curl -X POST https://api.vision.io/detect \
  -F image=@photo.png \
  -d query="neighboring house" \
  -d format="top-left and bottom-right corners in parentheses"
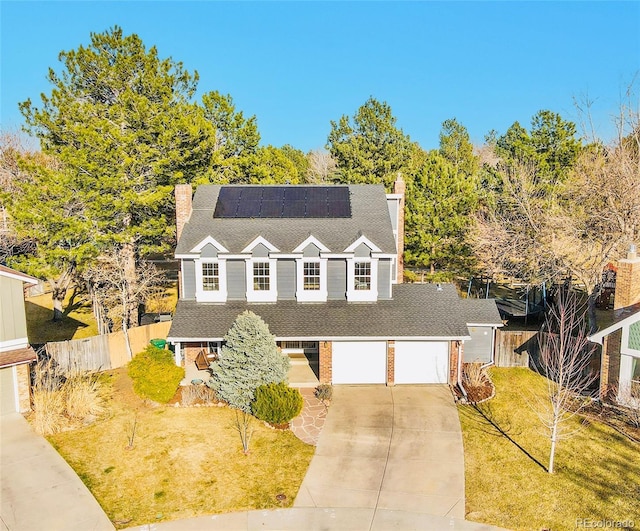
top-left (0, 265), bottom-right (38, 415)
top-left (589, 247), bottom-right (640, 405)
top-left (167, 179), bottom-right (503, 386)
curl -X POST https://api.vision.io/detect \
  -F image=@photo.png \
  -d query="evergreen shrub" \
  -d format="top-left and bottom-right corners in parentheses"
top-left (208, 311), bottom-right (289, 412)
top-left (252, 382), bottom-right (303, 425)
top-left (128, 345), bottom-right (184, 403)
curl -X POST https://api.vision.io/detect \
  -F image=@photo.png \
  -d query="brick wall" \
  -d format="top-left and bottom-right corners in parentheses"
top-left (600, 330), bottom-right (622, 400)
top-left (449, 341), bottom-right (461, 386)
top-left (16, 363), bottom-right (31, 412)
top-left (387, 340), bottom-right (395, 386)
top-left (182, 342), bottom-right (205, 367)
top-left (319, 341), bottom-right (332, 384)
top-left (614, 253), bottom-right (640, 310)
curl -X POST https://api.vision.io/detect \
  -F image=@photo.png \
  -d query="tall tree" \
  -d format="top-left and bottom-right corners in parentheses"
top-left (327, 97), bottom-right (413, 190)
top-left (405, 151), bottom-right (479, 274)
top-left (1, 149), bottom-right (94, 320)
top-left (439, 118), bottom-right (478, 179)
top-left (19, 27), bottom-right (216, 327)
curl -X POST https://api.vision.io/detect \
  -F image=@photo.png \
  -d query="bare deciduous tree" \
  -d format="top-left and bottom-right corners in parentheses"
top-left (306, 149), bottom-right (337, 183)
top-left (530, 290), bottom-right (598, 473)
top-left (84, 250), bottom-right (163, 359)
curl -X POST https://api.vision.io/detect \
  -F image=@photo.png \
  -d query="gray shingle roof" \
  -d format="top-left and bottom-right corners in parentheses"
top-left (168, 284), bottom-right (502, 341)
top-left (176, 184), bottom-right (397, 255)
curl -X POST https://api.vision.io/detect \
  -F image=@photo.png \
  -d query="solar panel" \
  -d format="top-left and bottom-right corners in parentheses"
top-left (284, 188), bottom-right (306, 201)
top-left (262, 187), bottom-right (286, 201)
top-left (214, 186), bottom-right (351, 218)
top-left (282, 200), bottom-right (306, 217)
top-left (259, 200), bottom-right (283, 218)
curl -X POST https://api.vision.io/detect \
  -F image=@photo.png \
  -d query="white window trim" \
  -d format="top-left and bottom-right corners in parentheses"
top-left (296, 258), bottom-right (328, 302)
top-left (246, 258), bottom-right (278, 302)
top-left (344, 235), bottom-right (382, 253)
top-left (0, 337), bottom-right (29, 353)
top-left (293, 236), bottom-right (330, 253)
top-left (347, 258), bottom-right (378, 301)
top-left (189, 236), bottom-right (229, 254)
top-left (241, 236), bottom-right (280, 254)
top-left (194, 258), bottom-right (227, 302)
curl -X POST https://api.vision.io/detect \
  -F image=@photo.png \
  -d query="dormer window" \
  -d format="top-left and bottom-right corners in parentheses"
top-left (195, 258), bottom-right (227, 302)
top-left (354, 261), bottom-right (371, 290)
top-left (202, 263), bottom-right (220, 291)
top-left (296, 258), bottom-right (328, 302)
top-left (304, 262), bottom-right (321, 290)
top-left (253, 261), bottom-right (270, 291)
top-left (246, 258), bottom-right (278, 302)
top-left (346, 257), bottom-right (378, 302)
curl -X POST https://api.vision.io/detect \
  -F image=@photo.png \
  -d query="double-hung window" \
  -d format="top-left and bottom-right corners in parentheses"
top-left (347, 258), bottom-right (378, 301)
top-left (303, 262), bottom-right (321, 290)
top-left (246, 258), bottom-right (277, 301)
top-left (194, 259), bottom-right (227, 302)
top-left (253, 261), bottom-right (270, 290)
top-left (202, 263), bottom-right (219, 291)
top-left (354, 261), bottom-right (371, 290)
top-left (296, 258), bottom-right (327, 302)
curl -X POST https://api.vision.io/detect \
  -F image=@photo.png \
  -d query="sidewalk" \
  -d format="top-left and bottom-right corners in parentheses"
top-left (0, 413), bottom-right (114, 531)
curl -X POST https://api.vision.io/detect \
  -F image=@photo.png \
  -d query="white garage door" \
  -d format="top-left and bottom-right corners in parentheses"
top-left (395, 341), bottom-right (449, 384)
top-left (332, 341), bottom-right (387, 384)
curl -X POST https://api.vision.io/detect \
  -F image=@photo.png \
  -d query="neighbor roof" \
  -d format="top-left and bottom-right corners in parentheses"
top-left (0, 265), bottom-right (38, 285)
top-left (168, 284), bottom-right (502, 342)
top-left (175, 184), bottom-right (397, 255)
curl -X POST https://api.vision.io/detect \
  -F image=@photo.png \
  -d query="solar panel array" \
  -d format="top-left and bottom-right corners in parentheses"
top-left (213, 186), bottom-right (352, 218)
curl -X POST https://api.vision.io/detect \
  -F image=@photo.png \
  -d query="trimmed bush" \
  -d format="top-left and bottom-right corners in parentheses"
top-left (128, 345), bottom-right (184, 403)
top-left (251, 382), bottom-right (303, 425)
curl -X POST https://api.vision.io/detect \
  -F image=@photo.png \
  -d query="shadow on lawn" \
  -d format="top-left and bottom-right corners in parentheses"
top-left (460, 401), bottom-right (548, 472)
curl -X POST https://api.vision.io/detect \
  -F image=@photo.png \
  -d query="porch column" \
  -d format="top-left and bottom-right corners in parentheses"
top-left (319, 341), bottom-right (332, 384)
top-left (387, 340), bottom-right (395, 386)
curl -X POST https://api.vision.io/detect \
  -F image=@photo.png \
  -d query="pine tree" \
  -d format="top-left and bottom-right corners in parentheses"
top-left (208, 311), bottom-right (289, 412)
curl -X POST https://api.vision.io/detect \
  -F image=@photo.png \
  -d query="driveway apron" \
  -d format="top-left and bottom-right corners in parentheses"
top-left (0, 413), bottom-right (114, 531)
top-left (294, 385), bottom-right (465, 519)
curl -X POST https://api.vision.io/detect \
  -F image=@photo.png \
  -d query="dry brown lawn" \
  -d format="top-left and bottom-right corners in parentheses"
top-left (47, 369), bottom-right (314, 528)
top-left (459, 367), bottom-right (640, 530)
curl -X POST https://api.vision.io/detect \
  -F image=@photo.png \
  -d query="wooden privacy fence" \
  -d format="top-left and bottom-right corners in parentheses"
top-left (46, 321), bottom-right (172, 374)
top-left (494, 329), bottom-right (538, 367)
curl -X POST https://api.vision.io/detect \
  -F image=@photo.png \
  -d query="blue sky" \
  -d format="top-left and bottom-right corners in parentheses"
top-left (1, 1), bottom-right (638, 152)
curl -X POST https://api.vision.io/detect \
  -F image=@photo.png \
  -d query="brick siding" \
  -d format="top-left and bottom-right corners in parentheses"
top-left (387, 340), bottom-right (395, 386)
top-left (319, 341), bottom-right (332, 384)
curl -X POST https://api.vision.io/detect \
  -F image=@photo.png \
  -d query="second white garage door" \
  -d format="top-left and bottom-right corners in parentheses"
top-left (332, 341), bottom-right (387, 384)
top-left (394, 341), bottom-right (449, 384)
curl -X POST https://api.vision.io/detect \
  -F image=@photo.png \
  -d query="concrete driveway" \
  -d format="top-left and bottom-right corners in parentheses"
top-left (0, 413), bottom-right (114, 531)
top-left (294, 385), bottom-right (465, 518)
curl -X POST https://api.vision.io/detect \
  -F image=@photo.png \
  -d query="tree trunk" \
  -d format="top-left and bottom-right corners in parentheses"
top-left (587, 289), bottom-right (598, 335)
top-left (549, 417), bottom-right (558, 474)
top-left (121, 242), bottom-right (139, 328)
top-left (49, 271), bottom-right (73, 322)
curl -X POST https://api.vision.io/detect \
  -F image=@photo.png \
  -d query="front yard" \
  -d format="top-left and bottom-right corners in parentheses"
top-left (459, 367), bottom-right (640, 530)
top-left (45, 368), bottom-right (314, 528)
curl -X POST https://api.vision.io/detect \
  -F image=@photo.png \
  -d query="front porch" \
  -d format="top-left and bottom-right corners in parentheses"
top-left (178, 340), bottom-right (319, 388)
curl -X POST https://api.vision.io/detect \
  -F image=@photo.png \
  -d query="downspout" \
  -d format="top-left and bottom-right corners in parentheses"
top-left (457, 341), bottom-right (468, 400)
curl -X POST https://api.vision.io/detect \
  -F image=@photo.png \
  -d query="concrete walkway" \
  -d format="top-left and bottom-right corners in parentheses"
top-left (294, 385), bottom-right (466, 518)
top-left (0, 413), bottom-right (114, 531)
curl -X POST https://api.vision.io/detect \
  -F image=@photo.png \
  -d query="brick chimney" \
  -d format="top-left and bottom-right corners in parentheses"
top-left (393, 174), bottom-right (405, 283)
top-left (175, 184), bottom-right (193, 242)
top-left (614, 244), bottom-right (640, 310)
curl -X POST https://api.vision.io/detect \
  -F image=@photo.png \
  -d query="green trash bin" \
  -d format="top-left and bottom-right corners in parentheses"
top-left (150, 338), bottom-right (166, 349)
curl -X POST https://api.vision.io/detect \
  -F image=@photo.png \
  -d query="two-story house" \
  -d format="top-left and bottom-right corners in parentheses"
top-left (0, 265), bottom-right (38, 415)
top-left (167, 179), bottom-right (502, 386)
